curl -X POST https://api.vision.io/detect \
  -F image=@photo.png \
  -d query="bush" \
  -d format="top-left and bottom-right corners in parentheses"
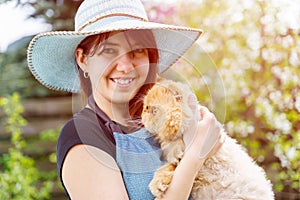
top-left (0, 93), bottom-right (57, 199)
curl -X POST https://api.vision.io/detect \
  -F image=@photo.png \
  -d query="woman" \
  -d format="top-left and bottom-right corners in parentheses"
top-left (27, 0), bottom-right (225, 199)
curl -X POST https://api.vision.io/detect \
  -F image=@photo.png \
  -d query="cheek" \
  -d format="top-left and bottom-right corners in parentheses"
top-left (140, 67), bottom-right (149, 79)
top-left (136, 55), bottom-right (149, 67)
top-left (89, 68), bottom-right (105, 86)
top-left (87, 59), bottom-right (111, 81)
top-left (136, 59), bottom-right (150, 77)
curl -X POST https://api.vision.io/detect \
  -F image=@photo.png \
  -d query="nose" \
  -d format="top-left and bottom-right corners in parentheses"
top-left (115, 52), bottom-right (135, 73)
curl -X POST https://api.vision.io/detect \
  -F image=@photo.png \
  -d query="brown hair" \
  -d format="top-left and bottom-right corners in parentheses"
top-left (76, 29), bottom-right (159, 119)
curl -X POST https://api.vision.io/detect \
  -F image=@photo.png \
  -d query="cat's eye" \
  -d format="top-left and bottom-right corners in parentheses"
top-left (152, 107), bottom-right (158, 114)
top-left (144, 105), bottom-right (158, 115)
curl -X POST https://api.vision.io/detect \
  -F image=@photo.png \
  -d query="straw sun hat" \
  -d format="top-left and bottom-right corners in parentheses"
top-left (27, 0), bottom-right (203, 93)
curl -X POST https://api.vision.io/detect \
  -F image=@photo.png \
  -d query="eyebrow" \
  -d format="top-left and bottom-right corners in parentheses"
top-left (103, 41), bottom-right (143, 49)
top-left (102, 41), bottom-right (119, 46)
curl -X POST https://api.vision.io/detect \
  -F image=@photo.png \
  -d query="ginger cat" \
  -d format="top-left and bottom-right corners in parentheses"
top-left (141, 77), bottom-right (274, 200)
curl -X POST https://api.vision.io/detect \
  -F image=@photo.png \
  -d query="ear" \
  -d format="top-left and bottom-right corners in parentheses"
top-left (75, 48), bottom-right (87, 71)
top-left (174, 94), bottom-right (183, 102)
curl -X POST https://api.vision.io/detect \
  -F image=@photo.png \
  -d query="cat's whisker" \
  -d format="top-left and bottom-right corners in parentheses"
top-left (138, 95), bottom-right (146, 102)
top-left (126, 118), bottom-right (144, 127)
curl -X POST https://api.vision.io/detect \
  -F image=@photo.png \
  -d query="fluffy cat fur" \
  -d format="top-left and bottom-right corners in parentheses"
top-left (141, 77), bottom-right (274, 200)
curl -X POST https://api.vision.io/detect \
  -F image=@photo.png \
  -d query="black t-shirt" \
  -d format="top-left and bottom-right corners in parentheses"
top-left (56, 107), bottom-right (117, 199)
top-left (56, 95), bottom-right (144, 199)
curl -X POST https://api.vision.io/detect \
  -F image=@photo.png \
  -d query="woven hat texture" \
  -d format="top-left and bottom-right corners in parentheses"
top-left (27, 0), bottom-right (203, 92)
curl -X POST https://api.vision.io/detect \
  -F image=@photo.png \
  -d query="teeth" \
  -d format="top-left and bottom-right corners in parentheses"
top-left (113, 78), bottom-right (133, 85)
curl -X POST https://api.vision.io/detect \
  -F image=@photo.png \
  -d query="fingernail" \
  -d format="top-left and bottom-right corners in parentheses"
top-left (221, 134), bottom-right (226, 143)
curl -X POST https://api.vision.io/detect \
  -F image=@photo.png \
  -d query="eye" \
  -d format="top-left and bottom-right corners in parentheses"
top-left (96, 44), bottom-right (119, 57)
top-left (144, 105), bottom-right (158, 115)
top-left (133, 48), bottom-right (146, 53)
top-left (103, 47), bottom-right (118, 55)
top-left (152, 107), bottom-right (158, 114)
top-left (132, 48), bottom-right (147, 58)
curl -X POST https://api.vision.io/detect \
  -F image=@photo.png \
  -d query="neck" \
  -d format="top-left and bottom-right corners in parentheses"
top-left (92, 94), bottom-right (132, 126)
top-left (108, 103), bottom-right (131, 125)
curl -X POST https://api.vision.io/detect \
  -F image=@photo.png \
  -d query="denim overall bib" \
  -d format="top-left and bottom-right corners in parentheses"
top-left (114, 129), bottom-right (164, 200)
top-left (88, 96), bottom-right (164, 199)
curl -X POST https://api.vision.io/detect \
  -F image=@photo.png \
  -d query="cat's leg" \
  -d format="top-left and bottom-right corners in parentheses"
top-left (149, 162), bottom-right (176, 198)
top-left (163, 139), bottom-right (185, 164)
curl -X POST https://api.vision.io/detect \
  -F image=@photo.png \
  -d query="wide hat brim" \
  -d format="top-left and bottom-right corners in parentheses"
top-left (27, 17), bottom-right (202, 93)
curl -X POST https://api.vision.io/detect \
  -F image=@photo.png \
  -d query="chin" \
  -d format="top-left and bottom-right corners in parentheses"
top-left (111, 94), bottom-right (135, 104)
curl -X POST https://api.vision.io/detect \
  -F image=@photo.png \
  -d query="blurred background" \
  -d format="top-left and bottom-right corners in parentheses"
top-left (0, 0), bottom-right (299, 199)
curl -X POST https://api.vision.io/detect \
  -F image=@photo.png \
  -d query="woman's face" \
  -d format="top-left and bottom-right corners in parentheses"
top-left (76, 31), bottom-right (150, 106)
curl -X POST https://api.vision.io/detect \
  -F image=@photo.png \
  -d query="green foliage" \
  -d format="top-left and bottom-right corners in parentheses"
top-left (39, 127), bottom-right (61, 164)
top-left (16, 0), bottom-right (82, 31)
top-left (0, 93), bottom-right (55, 200)
top-left (165, 0), bottom-right (300, 196)
top-left (0, 0), bottom-right (79, 99)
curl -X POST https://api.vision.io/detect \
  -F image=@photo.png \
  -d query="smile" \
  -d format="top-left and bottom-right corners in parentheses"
top-left (111, 78), bottom-right (134, 85)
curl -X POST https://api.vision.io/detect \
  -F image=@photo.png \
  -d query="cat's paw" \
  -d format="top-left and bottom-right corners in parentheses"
top-left (149, 164), bottom-right (175, 198)
top-left (169, 153), bottom-right (183, 164)
top-left (163, 139), bottom-right (185, 164)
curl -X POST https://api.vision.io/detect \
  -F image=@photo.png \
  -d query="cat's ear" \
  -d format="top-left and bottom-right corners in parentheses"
top-left (175, 94), bottom-right (183, 102)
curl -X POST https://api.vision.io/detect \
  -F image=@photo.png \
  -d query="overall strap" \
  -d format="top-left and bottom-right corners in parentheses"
top-left (87, 95), bottom-right (123, 144)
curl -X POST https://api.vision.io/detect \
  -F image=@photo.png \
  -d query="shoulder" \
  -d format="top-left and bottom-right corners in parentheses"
top-left (56, 108), bottom-right (116, 176)
top-left (62, 144), bottom-right (129, 199)
top-left (58, 108), bottom-right (115, 147)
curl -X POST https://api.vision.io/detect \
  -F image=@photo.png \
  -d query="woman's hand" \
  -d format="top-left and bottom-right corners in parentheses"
top-left (154, 95), bottom-right (225, 200)
top-left (183, 94), bottom-right (225, 160)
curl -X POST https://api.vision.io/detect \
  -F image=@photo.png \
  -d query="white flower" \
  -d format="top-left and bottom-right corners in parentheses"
top-left (295, 94), bottom-right (300, 113)
top-left (286, 147), bottom-right (297, 161)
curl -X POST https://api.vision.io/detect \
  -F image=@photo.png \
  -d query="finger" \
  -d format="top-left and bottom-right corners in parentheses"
top-left (199, 106), bottom-right (212, 121)
top-left (220, 131), bottom-right (226, 144)
top-left (187, 94), bottom-right (198, 110)
top-left (198, 128), bottom-right (220, 159)
top-left (187, 94), bottom-right (201, 122)
top-left (209, 141), bottom-right (221, 157)
top-left (209, 131), bottom-right (226, 156)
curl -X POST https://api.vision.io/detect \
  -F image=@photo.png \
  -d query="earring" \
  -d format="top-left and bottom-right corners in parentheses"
top-left (83, 71), bottom-right (89, 79)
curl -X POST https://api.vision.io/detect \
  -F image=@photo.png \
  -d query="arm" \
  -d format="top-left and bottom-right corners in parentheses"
top-left (156, 96), bottom-right (225, 200)
top-left (62, 144), bottom-right (129, 200)
top-left (154, 151), bottom-right (205, 200)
